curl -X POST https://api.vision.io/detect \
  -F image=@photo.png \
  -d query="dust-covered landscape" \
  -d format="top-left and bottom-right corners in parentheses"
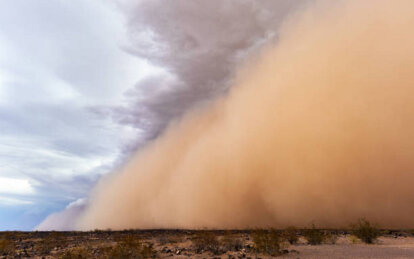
top-left (3, 223), bottom-right (414, 259)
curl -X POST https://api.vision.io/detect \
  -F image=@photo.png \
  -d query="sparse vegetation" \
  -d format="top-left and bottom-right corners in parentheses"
top-left (35, 237), bottom-right (57, 254)
top-left (34, 231), bottom-right (68, 255)
top-left (352, 218), bottom-right (379, 244)
top-left (251, 229), bottom-right (283, 256)
top-left (107, 234), bottom-right (157, 258)
top-left (0, 226), bottom-right (402, 258)
top-left (348, 235), bottom-right (360, 244)
top-left (157, 234), bottom-right (183, 245)
top-left (303, 224), bottom-right (324, 245)
top-left (282, 226), bottom-right (299, 244)
top-left (59, 247), bottom-right (92, 259)
top-left (324, 231), bottom-right (338, 244)
top-left (220, 232), bottom-right (243, 251)
top-left (0, 238), bottom-right (14, 255)
top-left (191, 231), bottom-right (221, 255)
top-left (106, 243), bottom-right (157, 259)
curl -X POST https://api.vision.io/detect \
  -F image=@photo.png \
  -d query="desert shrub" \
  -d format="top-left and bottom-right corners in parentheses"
top-left (303, 224), bottom-right (324, 245)
top-left (157, 235), bottom-right (169, 245)
top-left (0, 239), bottom-right (15, 255)
top-left (105, 235), bottom-right (157, 259)
top-left (106, 243), bottom-right (157, 259)
top-left (348, 235), bottom-right (360, 244)
top-left (251, 229), bottom-right (283, 256)
top-left (50, 231), bottom-right (65, 238)
top-left (35, 232), bottom-right (68, 255)
top-left (0, 232), bottom-right (13, 241)
top-left (115, 234), bottom-right (140, 247)
top-left (282, 226), bottom-right (299, 244)
top-left (191, 231), bottom-right (221, 254)
top-left (324, 231), bottom-right (338, 244)
top-left (139, 244), bottom-right (157, 258)
top-left (157, 235), bottom-right (183, 245)
top-left (351, 218), bottom-right (379, 244)
top-left (220, 233), bottom-right (243, 251)
top-left (104, 245), bottom-right (131, 259)
top-left (59, 247), bottom-right (92, 259)
top-left (35, 238), bottom-right (57, 254)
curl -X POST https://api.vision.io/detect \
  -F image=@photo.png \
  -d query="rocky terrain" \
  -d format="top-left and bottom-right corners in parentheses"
top-left (1, 228), bottom-right (414, 258)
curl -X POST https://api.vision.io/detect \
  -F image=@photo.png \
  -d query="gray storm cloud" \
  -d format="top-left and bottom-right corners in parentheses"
top-left (111, 0), bottom-right (305, 147)
top-left (41, 0), bottom-right (414, 230)
top-left (76, 0), bottom-right (414, 230)
top-left (37, 0), bottom-right (305, 230)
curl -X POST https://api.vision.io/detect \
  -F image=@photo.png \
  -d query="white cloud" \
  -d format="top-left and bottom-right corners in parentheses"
top-left (0, 196), bottom-right (33, 206)
top-left (0, 0), bottom-right (155, 229)
top-left (0, 177), bottom-right (34, 195)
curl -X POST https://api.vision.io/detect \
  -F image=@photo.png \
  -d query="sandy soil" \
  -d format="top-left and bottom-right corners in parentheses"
top-left (1, 230), bottom-right (414, 258)
top-left (279, 236), bottom-right (414, 259)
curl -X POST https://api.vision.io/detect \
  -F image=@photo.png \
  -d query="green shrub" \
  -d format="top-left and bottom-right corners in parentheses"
top-left (251, 229), bottom-right (283, 256)
top-left (303, 224), bottom-right (324, 245)
top-left (282, 226), bottom-right (299, 244)
top-left (191, 231), bottom-right (221, 255)
top-left (351, 218), bottom-right (379, 244)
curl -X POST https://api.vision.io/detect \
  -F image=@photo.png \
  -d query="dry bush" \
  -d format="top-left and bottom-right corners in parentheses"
top-left (49, 231), bottom-right (65, 238)
top-left (139, 244), bottom-right (157, 258)
top-left (114, 234), bottom-right (140, 247)
top-left (282, 226), bottom-right (299, 244)
top-left (35, 234), bottom-right (67, 255)
top-left (348, 235), bottom-right (360, 244)
top-left (0, 239), bottom-right (15, 255)
top-left (251, 229), bottom-right (283, 256)
top-left (303, 224), bottom-right (324, 245)
top-left (351, 218), bottom-right (380, 244)
top-left (157, 235), bottom-right (184, 245)
top-left (191, 231), bottom-right (221, 255)
top-left (35, 238), bottom-right (56, 254)
top-left (59, 247), bottom-right (92, 259)
top-left (0, 232), bottom-right (14, 242)
top-left (105, 243), bottom-right (157, 259)
top-left (104, 234), bottom-right (157, 259)
top-left (323, 231), bottom-right (338, 244)
top-left (220, 233), bottom-right (243, 252)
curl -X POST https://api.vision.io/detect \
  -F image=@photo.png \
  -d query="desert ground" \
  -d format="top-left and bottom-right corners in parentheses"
top-left (1, 228), bottom-right (414, 258)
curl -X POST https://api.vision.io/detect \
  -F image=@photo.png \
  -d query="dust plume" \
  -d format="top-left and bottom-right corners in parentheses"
top-left (78, 0), bottom-right (414, 229)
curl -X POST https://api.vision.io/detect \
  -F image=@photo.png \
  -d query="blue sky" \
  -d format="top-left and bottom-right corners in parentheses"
top-left (0, 0), bottom-right (153, 230)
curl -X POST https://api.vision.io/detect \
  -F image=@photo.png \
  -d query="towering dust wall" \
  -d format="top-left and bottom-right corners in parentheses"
top-left (78, 0), bottom-right (414, 229)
